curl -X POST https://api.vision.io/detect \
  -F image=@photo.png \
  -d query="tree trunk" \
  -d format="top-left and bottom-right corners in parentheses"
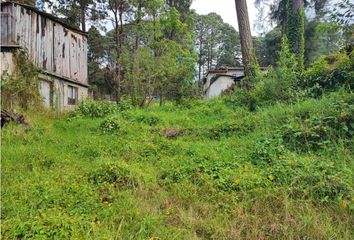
top-left (234, 0), bottom-right (255, 77)
top-left (286, 0), bottom-right (304, 69)
top-left (198, 34), bottom-right (203, 80)
top-left (80, 5), bottom-right (86, 32)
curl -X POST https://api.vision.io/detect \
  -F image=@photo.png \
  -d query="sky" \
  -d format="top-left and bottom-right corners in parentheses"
top-left (191, 0), bottom-right (259, 35)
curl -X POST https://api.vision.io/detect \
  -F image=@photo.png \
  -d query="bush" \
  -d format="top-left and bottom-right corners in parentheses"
top-left (280, 98), bottom-right (354, 152)
top-left (134, 113), bottom-right (161, 126)
top-left (75, 100), bottom-right (119, 118)
top-left (229, 37), bottom-right (300, 110)
top-left (205, 120), bottom-right (255, 140)
top-left (118, 97), bottom-right (134, 111)
top-left (228, 88), bottom-right (259, 111)
top-left (99, 116), bottom-right (122, 134)
top-left (249, 136), bottom-right (285, 165)
top-left (302, 50), bottom-right (354, 97)
top-left (267, 156), bottom-right (353, 202)
top-left (87, 162), bottom-right (138, 189)
top-left (1, 50), bottom-right (42, 110)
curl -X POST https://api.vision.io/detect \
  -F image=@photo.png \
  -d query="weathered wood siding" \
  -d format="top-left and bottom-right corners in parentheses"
top-left (0, 12), bottom-right (16, 45)
top-left (1, 3), bottom-right (88, 84)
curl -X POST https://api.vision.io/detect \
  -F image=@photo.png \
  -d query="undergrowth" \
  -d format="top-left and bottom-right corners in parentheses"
top-left (1, 88), bottom-right (353, 239)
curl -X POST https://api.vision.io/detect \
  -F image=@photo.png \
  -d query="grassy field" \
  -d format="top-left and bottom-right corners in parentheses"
top-left (1, 91), bottom-right (353, 239)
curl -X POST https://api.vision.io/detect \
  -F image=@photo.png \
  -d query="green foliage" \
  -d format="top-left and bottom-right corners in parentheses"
top-left (122, 111), bottom-right (161, 126)
top-left (249, 136), bottom-right (285, 165)
top-left (286, 1), bottom-right (305, 69)
top-left (135, 113), bottom-right (161, 126)
top-left (305, 21), bottom-right (342, 65)
top-left (194, 12), bottom-right (241, 80)
top-left (75, 100), bottom-right (117, 118)
top-left (281, 95), bottom-right (354, 152)
top-left (88, 162), bottom-right (138, 188)
top-left (1, 50), bottom-right (41, 110)
top-left (330, 0), bottom-right (354, 43)
top-left (99, 116), bottom-right (122, 134)
top-left (232, 37), bottom-right (300, 110)
top-left (255, 27), bottom-right (282, 66)
top-left (302, 50), bottom-right (354, 97)
top-left (232, 44), bottom-right (352, 112)
top-left (262, 37), bottom-right (299, 100)
top-left (75, 99), bottom-right (132, 118)
top-left (1, 89), bottom-right (353, 239)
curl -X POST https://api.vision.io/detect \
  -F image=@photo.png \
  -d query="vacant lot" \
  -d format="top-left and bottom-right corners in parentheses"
top-left (1, 92), bottom-right (353, 239)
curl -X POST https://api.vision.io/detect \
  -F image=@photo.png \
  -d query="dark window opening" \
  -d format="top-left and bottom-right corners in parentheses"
top-left (68, 85), bottom-right (78, 105)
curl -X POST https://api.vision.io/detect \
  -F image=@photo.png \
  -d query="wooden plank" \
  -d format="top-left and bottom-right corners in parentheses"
top-left (1, 3), bottom-right (88, 83)
top-left (1, 9), bottom-right (11, 45)
top-left (51, 21), bottom-right (55, 73)
top-left (54, 23), bottom-right (62, 75)
top-left (0, 14), bottom-right (9, 44)
top-left (72, 33), bottom-right (78, 80)
top-left (48, 20), bottom-right (53, 72)
top-left (30, 11), bottom-right (37, 59)
top-left (11, 7), bottom-right (15, 44)
top-left (26, 9), bottom-right (31, 56)
top-left (65, 29), bottom-right (71, 78)
top-left (77, 36), bottom-right (82, 82)
top-left (36, 13), bottom-right (41, 66)
top-left (83, 37), bottom-right (88, 83)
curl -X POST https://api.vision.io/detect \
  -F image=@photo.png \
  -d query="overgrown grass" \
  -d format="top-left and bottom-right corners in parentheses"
top-left (1, 91), bottom-right (353, 239)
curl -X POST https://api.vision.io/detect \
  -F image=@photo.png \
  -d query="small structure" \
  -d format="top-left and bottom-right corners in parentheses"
top-left (0, 1), bottom-right (89, 110)
top-left (202, 67), bottom-right (245, 99)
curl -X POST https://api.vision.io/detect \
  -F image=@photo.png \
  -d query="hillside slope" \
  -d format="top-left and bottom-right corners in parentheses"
top-left (1, 91), bottom-right (353, 239)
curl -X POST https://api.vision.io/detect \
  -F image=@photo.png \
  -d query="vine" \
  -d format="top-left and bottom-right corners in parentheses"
top-left (285, 0), bottom-right (305, 69)
top-left (1, 49), bottom-right (42, 110)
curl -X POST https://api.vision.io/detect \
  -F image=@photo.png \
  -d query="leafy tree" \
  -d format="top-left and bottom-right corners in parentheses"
top-left (305, 21), bottom-right (342, 64)
top-left (48, 0), bottom-right (105, 32)
top-left (194, 13), bottom-right (241, 80)
top-left (87, 27), bottom-right (114, 99)
top-left (254, 27), bottom-right (282, 66)
top-left (216, 23), bottom-right (241, 68)
top-left (255, 0), bottom-right (329, 34)
top-left (330, 0), bottom-right (354, 44)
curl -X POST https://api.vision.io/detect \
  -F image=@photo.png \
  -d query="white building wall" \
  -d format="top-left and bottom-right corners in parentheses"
top-left (206, 76), bottom-right (235, 99)
top-left (203, 69), bottom-right (244, 97)
top-left (39, 73), bottom-right (88, 110)
top-left (0, 52), bottom-right (16, 76)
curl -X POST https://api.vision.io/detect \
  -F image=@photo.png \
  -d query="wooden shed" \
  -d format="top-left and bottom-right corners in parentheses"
top-left (0, 1), bottom-right (89, 110)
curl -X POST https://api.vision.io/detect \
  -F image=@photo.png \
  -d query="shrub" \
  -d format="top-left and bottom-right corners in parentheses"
top-left (229, 37), bottom-right (300, 109)
top-left (135, 113), bottom-right (161, 126)
top-left (249, 136), bottom-right (285, 165)
top-left (205, 120), bottom-right (255, 140)
top-left (99, 116), bottom-right (122, 134)
top-left (302, 50), bottom-right (354, 97)
top-left (159, 158), bottom-right (237, 187)
top-left (228, 88), bottom-right (259, 111)
top-left (280, 99), bottom-right (354, 152)
top-left (1, 50), bottom-right (42, 110)
top-left (118, 97), bottom-right (134, 111)
top-left (259, 37), bottom-right (299, 103)
top-left (87, 162), bottom-right (138, 189)
top-left (267, 157), bottom-right (353, 202)
top-left (75, 100), bottom-right (119, 118)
